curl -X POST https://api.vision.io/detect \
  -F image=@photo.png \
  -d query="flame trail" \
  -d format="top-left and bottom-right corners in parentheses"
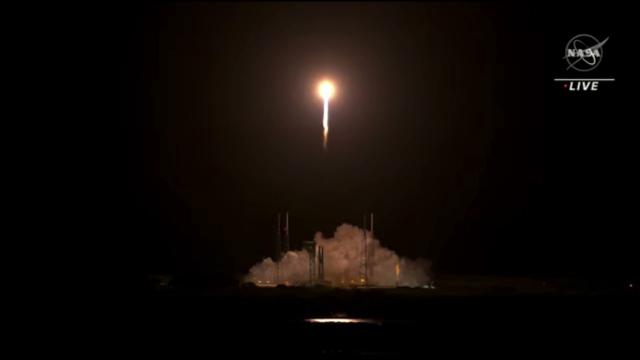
top-left (318, 80), bottom-right (335, 151)
top-left (323, 97), bottom-right (329, 150)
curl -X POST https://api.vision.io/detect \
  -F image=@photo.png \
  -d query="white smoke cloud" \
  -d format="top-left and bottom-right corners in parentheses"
top-left (245, 223), bottom-right (431, 287)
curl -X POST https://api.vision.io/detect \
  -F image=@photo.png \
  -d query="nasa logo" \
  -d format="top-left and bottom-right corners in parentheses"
top-left (564, 34), bottom-right (609, 72)
top-left (555, 34), bottom-right (614, 92)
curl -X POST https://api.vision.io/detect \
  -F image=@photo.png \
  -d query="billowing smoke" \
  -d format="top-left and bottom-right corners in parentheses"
top-left (245, 223), bottom-right (431, 287)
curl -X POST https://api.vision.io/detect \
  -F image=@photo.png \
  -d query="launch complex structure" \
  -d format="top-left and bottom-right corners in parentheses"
top-left (269, 212), bottom-right (378, 288)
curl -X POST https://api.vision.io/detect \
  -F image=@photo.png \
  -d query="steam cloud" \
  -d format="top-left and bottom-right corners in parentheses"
top-left (245, 223), bottom-right (431, 287)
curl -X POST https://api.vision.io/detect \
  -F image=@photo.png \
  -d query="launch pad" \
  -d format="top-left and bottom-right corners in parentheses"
top-left (246, 212), bottom-right (429, 288)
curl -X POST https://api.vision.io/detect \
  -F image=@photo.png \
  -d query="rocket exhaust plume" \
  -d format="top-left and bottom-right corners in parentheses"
top-left (245, 223), bottom-right (431, 287)
top-left (323, 98), bottom-right (329, 150)
top-left (318, 80), bottom-right (335, 150)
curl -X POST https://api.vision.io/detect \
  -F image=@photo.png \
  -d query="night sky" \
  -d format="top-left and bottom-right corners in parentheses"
top-left (84, 2), bottom-right (631, 289)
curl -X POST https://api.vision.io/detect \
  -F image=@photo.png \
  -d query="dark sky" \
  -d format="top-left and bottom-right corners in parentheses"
top-left (88, 2), bottom-right (631, 288)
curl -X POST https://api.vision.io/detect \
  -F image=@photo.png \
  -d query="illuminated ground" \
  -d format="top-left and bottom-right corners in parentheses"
top-left (125, 275), bottom-right (636, 357)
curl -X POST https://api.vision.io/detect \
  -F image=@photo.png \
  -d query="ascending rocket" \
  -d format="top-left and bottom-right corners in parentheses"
top-left (317, 80), bottom-right (335, 150)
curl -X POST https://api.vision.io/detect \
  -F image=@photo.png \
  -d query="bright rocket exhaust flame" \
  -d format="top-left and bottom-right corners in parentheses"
top-left (318, 80), bottom-right (335, 150)
top-left (323, 98), bottom-right (329, 150)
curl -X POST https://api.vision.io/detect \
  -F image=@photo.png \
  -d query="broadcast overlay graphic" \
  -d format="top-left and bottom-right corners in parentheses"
top-left (554, 34), bottom-right (614, 92)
